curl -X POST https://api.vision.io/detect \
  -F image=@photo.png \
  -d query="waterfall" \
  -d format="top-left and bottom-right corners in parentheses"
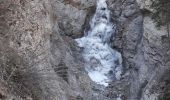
top-left (75, 0), bottom-right (122, 86)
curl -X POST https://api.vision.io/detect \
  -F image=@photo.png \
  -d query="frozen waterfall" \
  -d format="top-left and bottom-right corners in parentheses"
top-left (75, 0), bottom-right (122, 86)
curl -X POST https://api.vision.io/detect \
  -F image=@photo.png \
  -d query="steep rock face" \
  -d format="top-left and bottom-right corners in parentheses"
top-left (0, 0), bottom-right (170, 100)
top-left (135, 1), bottom-right (170, 100)
top-left (0, 0), bottom-right (56, 99)
top-left (51, 0), bottom-right (96, 38)
top-left (106, 0), bottom-right (143, 99)
top-left (107, 0), bottom-right (170, 100)
top-left (0, 0), bottom-right (96, 100)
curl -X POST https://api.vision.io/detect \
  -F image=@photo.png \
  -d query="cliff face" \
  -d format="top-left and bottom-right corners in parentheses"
top-left (0, 0), bottom-right (170, 100)
top-left (107, 0), bottom-right (170, 100)
top-left (0, 0), bottom-right (95, 99)
top-left (134, 1), bottom-right (170, 100)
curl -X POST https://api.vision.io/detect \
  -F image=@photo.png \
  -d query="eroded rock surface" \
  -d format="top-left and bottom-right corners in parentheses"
top-left (0, 0), bottom-right (95, 100)
top-left (106, 0), bottom-right (170, 100)
top-left (0, 0), bottom-right (170, 100)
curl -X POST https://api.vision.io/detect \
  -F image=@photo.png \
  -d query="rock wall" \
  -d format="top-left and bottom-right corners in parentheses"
top-left (135, 1), bottom-right (170, 100)
top-left (0, 0), bottom-right (96, 100)
top-left (0, 0), bottom-right (170, 100)
top-left (107, 0), bottom-right (170, 100)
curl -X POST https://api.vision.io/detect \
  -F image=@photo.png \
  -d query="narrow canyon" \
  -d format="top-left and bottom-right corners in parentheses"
top-left (0, 0), bottom-right (170, 100)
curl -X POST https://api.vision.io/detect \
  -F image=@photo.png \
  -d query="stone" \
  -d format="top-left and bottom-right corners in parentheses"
top-left (0, 0), bottom-right (170, 100)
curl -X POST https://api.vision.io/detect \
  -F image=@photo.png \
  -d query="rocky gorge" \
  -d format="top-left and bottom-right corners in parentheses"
top-left (0, 0), bottom-right (170, 100)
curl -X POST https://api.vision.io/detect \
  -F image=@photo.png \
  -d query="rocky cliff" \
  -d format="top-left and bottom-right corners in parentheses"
top-left (0, 0), bottom-right (169, 100)
top-left (0, 0), bottom-right (95, 99)
top-left (107, 0), bottom-right (170, 100)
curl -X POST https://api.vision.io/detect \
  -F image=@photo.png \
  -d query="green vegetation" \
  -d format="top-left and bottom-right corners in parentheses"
top-left (151, 0), bottom-right (170, 37)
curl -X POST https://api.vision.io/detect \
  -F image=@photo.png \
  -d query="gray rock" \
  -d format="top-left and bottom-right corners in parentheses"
top-left (0, 0), bottom-right (170, 100)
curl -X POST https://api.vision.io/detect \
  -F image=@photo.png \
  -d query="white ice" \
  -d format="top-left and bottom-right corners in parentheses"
top-left (75, 0), bottom-right (122, 86)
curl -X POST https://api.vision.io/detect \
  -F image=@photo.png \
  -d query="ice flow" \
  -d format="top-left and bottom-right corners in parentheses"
top-left (75, 0), bottom-right (122, 86)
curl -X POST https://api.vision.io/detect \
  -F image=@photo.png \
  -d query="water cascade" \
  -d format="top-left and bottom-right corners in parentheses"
top-left (75, 0), bottom-right (122, 86)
